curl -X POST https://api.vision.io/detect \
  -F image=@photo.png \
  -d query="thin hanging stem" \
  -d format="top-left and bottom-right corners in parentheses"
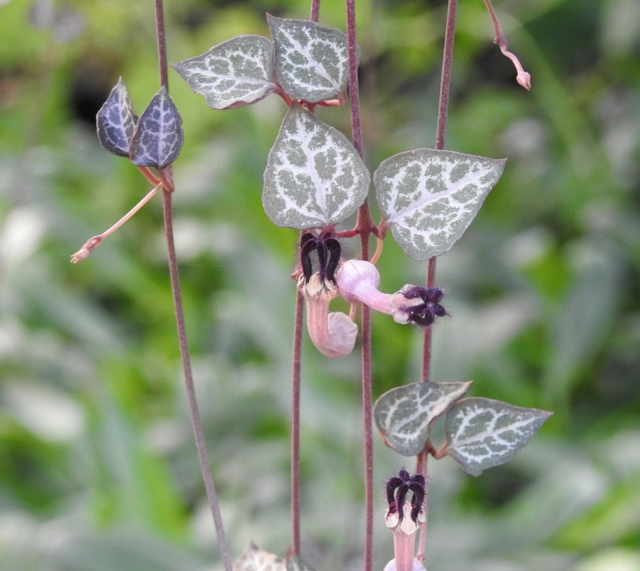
top-left (345, 2), bottom-right (374, 571)
top-left (435, 0), bottom-right (458, 153)
top-left (154, 3), bottom-right (231, 570)
top-left (154, 0), bottom-right (169, 89)
top-left (360, 237), bottom-right (374, 571)
top-left (162, 192), bottom-right (232, 571)
top-left (346, 3), bottom-right (364, 159)
top-left (420, 257), bottom-right (437, 381)
top-left (287, 1), bottom-right (320, 555)
top-left (415, 451), bottom-right (428, 561)
top-left (422, 0), bottom-right (457, 382)
top-left (419, 0), bottom-right (458, 558)
top-left (310, 0), bottom-right (321, 23)
top-left (291, 289), bottom-right (304, 554)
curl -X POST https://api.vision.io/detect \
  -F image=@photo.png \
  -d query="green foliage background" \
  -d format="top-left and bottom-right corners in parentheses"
top-left (1, 0), bottom-right (640, 570)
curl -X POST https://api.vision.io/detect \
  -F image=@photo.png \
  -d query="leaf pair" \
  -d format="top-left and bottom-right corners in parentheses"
top-left (172, 16), bottom-right (354, 110)
top-left (96, 78), bottom-right (183, 170)
top-left (374, 381), bottom-right (551, 476)
top-left (263, 110), bottom-right (505, 254)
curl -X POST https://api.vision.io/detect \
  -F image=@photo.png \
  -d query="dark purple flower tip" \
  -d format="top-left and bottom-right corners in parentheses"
top-left (386, 469), bottom-right (426, 524)
top-left (299, 232), bottom-right (341, 284)
top-left (397, 286), bottom-right (447, 328)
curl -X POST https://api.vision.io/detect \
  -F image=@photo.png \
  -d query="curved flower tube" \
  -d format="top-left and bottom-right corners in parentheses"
top-left (300, 273), bottom-right (358, 358)
top-left (384, 501), bottom-right (427, 571)
top-left (336, 260), bottom-right (446, 326)
top-left (384, 471), bottom-right (427, 571)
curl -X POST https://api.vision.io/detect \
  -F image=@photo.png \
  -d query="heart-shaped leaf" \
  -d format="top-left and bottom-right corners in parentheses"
top-left (263, 105), bottom-right (370, 230)
top-left (172, 35), bottom-right (278, 110)
top-left (444, 397), bottom-right (552, 476)
top-left (234, 543), bottom-right (285, 571)
top-left (130, 86), bottom-right (184, 169)
top-left (374, 149), bottom-right (506, 261)
top-left (373, 381), bottom-right (472, 457)
top-left (268, 15), bottom-right (355, 103)
top-left (96, 77), bottom-right (138, 157)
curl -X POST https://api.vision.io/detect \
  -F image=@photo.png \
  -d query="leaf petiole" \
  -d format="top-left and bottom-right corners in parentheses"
top-left (137, 165), bottom-right (162, 186)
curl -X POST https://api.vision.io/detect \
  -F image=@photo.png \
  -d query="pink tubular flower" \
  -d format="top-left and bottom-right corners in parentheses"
top-left (336, 260), bottom-right (446, 327)
top-left (300, 273), bottom-right (358, 358)
top-left (384, 470), bottom-right (427, 571)
top-left (383, 501), bottom-right (427, 571)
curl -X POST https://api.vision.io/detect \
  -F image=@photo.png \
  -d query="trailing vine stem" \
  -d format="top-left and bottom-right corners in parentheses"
top-left (154, 0), bottom-right (169, 91)
top-left (418, 0), bottom-right (459, 559)
top-left (415, 450), bottom-right (429, 561)
top-left (291, 288), bottom-right (304, 555)
top-left (345, 2), bottom-right (374, 571)
top-left (163, 192), bottom-right (232, 571)
top-left (310, 0), bottom-right (321, 24)
top-left (422, 0), bottom-right (458, 383)
top-left (286, 0), bottom-right (324, 558)
top-left (154, 2), bottom-right (231, 571)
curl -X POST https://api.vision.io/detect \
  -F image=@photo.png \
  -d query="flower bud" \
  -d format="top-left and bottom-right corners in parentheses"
top-left (336, 260), bottom-right (394, 314)
top-left (337, 260), bottom-right (446, 327)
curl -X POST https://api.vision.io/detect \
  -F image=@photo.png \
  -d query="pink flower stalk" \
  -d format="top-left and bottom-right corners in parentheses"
top-left (300, 273), bottom-right (358, 358)
top-left (384, 501), bottom-right (427, 571)
top-left (336, 260), bottom-right (446, 327)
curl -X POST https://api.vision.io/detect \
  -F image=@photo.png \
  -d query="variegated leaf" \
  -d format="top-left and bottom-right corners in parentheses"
top-left (268, 15), bottom-right (355, 103)
top-left (263, 105), bottom-right (370, 230)
top-left (96, 77), bottom-right (138, 157)
top-left (234, 543), bottom-right (285, 571)
top-left (286, 553), bottom-right (317, 571)
top-left (374, 149), bottom-right (506, 261)
top-left (445, 397), bottom-right (552, 476)
top-left (373, 381), bottom-right (472, 457)
top-left (172, 35), bottom-right (278, 110)
top-left (130, 86), bottom-right (183, 169)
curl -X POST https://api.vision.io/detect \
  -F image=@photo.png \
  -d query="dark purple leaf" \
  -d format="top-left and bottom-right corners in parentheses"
top-left (96, 77), bottom-right (138, 158)
top-left (130, 86), bottom-right (184, 169)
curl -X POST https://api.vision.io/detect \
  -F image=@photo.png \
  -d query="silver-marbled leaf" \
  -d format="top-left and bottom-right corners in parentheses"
top-left (96, 77), bottom-right (138, 157)
top-left (373, 381), bottom-right (472, 457)
top-left (268, 15), bottom-right (356, 103)
top-left (445, 397), bottom-right (552, 476)
top-left (374, 149), bottom-right (506, 260)
top-left (130, 86), bottom-right (183, 169)
top-left (234, 543), bottom-right (285, 571)
top-left (172, 35), bottom-right (277, 110)
top-left (263, 105), bottom-right (370, 230)
top-left (286, 553), bottom-right (317, 571)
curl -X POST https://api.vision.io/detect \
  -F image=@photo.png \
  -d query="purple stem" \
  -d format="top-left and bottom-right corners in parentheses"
top-left (435, 0), bottom-right (458, 153)
top-left (162, 191), bottom-right (232, 571)
top-left (154, 0), bottom-right (169, 89)
top-left (154, 3), bottom-right (231, 570)
top-left (291, 289), bottom-right (304, 554)
top-left (419, 0), bottom-right (458, 559)
top-left (415, 451), bottom-right (428, 561)
top-left (310, 0), bottom-right (321, 22)
top-left (422, 0), bottom-right (457, 381)
top-left (290, 1), bottom-right (320, 554)
top-left (345, 3), bottom-right (374, 571)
